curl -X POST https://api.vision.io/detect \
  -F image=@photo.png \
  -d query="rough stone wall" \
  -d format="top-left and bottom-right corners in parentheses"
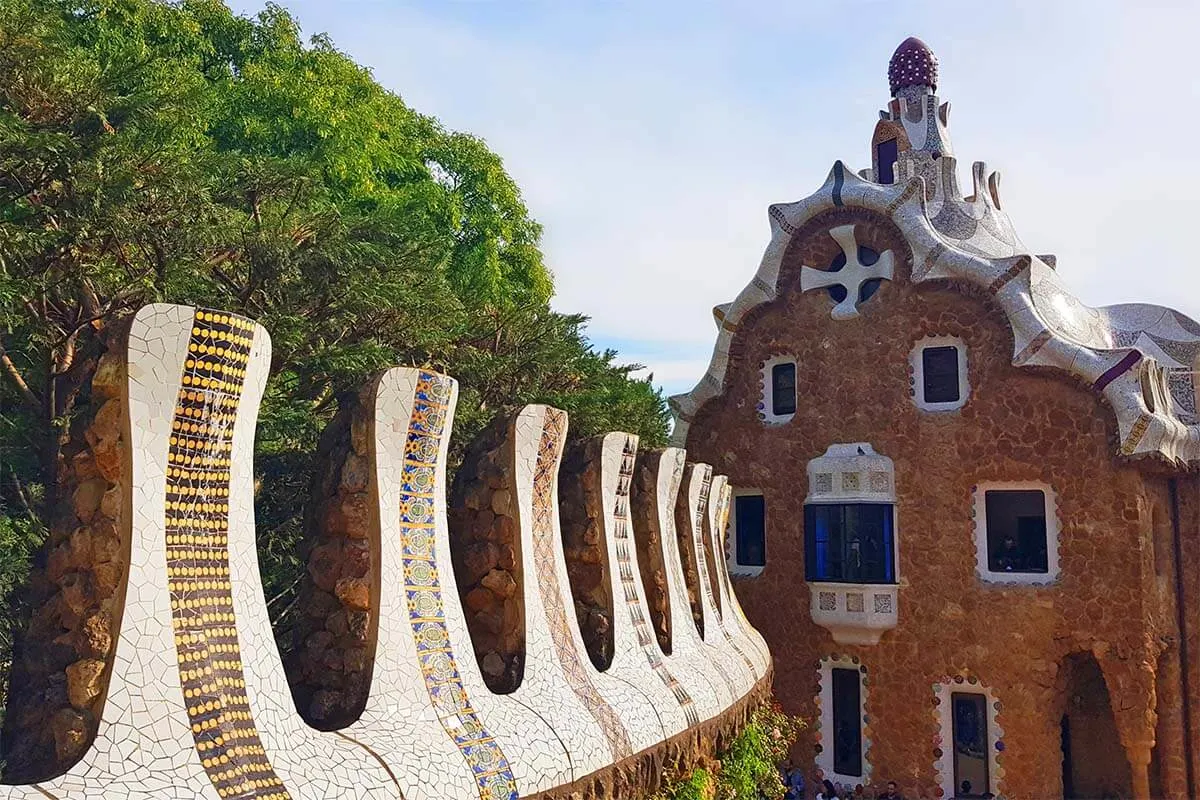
top-left (673, 464), bottom-right (706, 640)
top-left (286, 382), bottom-right (379, 729)
top-left (1174, 474), bottom-right (1200, 790)
top-left (682, 205), bottom-right (1190, 799)
top-left (558, 437), bottom-right (615, 670)
top-left (630, 450), bottom-right (674, 655)
top-left (2, 325), bottom-right (130, 781)
top-left (448, 412), bottom-right (524, 693)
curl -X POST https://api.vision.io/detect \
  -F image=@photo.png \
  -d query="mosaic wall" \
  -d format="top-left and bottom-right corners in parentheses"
top-left (0, 303), bottom-right (769, 800)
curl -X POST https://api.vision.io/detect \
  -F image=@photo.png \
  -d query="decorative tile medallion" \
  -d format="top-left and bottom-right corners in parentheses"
top-left (165, 309), bottom-right (290, 800)
top-left (846, 593), bottom-right (865, 613)
top-left (613, 437), bottom-right (698, 726)
top-left (400, 371), bottom-right (518, 800)
top-left (531, 409), bottom-right (633, 759)
top-left (818, 592), bottom-right (837, 612)
top-left (873, 593), bottom-right (894, 614)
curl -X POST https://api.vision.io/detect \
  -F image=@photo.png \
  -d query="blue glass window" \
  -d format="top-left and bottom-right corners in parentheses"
top-left (804, 503), bottom-right (895, 584)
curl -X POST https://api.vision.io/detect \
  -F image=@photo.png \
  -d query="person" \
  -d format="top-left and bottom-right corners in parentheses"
top-left (852, 785), bottom-right (867, 799)
top-left (956, 780), bottom-right (973, 799)
top-left (816, 778), bottom-right (839, 800)
top-left (878, 780), bottom-right (904, 800)
top-left (994, 535), bottom-right (1022, 571)
top-left (780, 762), bottom-right (805, 800)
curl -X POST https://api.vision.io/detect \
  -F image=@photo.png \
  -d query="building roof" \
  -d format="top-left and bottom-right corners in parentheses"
top-left (668, 158), bottom-right (1200, 468)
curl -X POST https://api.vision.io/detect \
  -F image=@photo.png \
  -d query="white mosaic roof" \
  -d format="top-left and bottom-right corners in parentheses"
top-left (669, 157), bottom-right (1200, 467)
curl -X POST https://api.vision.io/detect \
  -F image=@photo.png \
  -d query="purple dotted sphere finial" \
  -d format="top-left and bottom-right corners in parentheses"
top-left (888, 37), bottom-right (938, 96)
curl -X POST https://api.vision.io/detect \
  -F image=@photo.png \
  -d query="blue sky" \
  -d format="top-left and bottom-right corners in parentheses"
top-left (229, 1), bottom-right (1200, 398)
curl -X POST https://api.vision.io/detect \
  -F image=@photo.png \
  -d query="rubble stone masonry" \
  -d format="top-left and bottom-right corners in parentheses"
top-left (684, 207), bottom-right (1196, 799)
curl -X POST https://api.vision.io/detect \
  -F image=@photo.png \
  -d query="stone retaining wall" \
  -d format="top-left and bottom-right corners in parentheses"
top-left (629, 449), bottom-right (673, 655)
top-left (2, 323), bottom-right (130, 782)
top-left (558, 436), bottom-right (616, 670)
top-left (448, 413), bottom-right (525, 693)
top-left (286, 381), bottom-right (379, 729)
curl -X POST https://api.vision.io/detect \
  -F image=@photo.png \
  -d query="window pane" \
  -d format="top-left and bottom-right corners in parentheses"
top-left (876, 138), bottom-right (898, 184)
top-left (922, 346), bottom-right (960, 403)
top-left (771, 363), bottom-right (797, 416)
top-left (985, 490), bottom-right (1048, 573)
top-left (804, 503), bottom-right (895, 584)
top-left (832, 668), bottom-right (863, 777)
top-left (951, 692), bottom-right (989, 797)
top-left (734, 495), bottom-right (766, 567)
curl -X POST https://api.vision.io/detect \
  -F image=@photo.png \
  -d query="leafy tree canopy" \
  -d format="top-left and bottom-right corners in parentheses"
top-left (0, 0), bottom-right (668, 677)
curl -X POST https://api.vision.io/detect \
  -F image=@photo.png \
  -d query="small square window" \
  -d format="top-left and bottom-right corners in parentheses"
top-left (984, 490), bottom-right (1048, 574)
top-left (922, 346), bottom-right (960, 403)
top-left (732, 493), bottom-right (766, 572)
top-left (771, 362), bottom-right (797, 416)
top-left (911, 337), bottom-right (969, 411)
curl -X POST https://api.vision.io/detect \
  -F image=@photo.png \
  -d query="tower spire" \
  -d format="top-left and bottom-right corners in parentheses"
top-left (870, 36), bottom-right (953, 184)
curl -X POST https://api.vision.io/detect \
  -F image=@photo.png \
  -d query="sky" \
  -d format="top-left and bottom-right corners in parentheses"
top-left (229, 0), bottom-right (1200, 399)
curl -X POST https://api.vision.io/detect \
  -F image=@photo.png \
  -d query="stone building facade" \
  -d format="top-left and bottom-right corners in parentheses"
top-left (672, 38), bottom-right (1200, 800)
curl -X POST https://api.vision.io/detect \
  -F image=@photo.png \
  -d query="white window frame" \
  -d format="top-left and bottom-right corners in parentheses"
top-left (972, 481), bottom-right (1060, 585)
top-left (759, 355), bottom-right (797, 425)
top-left (910, 335), bottom-right (969, 412)
top-left (933, 680), bottom-right (1003, 799)
top-left (816, 655), bottom-right (872, 787)
top-left (728, 488), bottom-right (766, 577)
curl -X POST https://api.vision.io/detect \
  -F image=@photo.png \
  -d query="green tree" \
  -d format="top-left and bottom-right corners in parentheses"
top-left (0, 0), bottom-right (667, 691)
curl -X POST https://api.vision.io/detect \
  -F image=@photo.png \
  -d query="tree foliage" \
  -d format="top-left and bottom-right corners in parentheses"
top-left (0, 0), bottom-right (668, 677)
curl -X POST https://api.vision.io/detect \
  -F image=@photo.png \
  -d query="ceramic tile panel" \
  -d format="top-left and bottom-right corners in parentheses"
top-left (705, 477), bottom-right (770, 678)
top-left (343, 368), bottom-right (514, 800)
top-left (373, 368), bottom-right (579, 797)
top-left (678, 465), bottom-right (756, 698)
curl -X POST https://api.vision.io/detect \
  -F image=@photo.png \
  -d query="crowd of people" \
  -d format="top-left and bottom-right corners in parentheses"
top-left (779, 764), bottom-right (995, 800)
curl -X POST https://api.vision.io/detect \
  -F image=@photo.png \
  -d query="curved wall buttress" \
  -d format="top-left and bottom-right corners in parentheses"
top-left (705, 477), bottom-right (770, 678)
top-left (677, 465), bottom-right (754, 697)
top-left (0, 304), bottom-right (770, 800)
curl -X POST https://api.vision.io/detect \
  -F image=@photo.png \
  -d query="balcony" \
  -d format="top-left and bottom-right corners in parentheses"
top-left (809, 582), bottom-right (898, 645)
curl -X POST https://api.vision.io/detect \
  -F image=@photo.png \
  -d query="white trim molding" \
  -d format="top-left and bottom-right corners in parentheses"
top-left (932, 677), bottom-right (1006, 800)
top-left (727, 487), bottom-right (766, 577)
top-left (971, 482), bottom-right (1060, 585)
top-left (758, 355), bottom-right (797, 425)
top-left (815, 655), bottom-right (872, 789)
top-left (909, 335), bottom-right (969, 412)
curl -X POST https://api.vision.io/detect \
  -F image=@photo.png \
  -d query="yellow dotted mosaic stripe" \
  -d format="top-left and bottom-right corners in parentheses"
top-left (166, 309), bottom-right (290, 800)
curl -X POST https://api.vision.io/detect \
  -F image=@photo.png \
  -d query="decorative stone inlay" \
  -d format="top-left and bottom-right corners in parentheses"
top-left (806, 444), bottom-right (895, 504)
top-left (873, 594), bottom-right (893, 614)
top-left (846, 593), bottom-right (864, 613)
top-left (818, 592), bottom-right (837, 612)
top-left (799, 225), bottom-right (896, 319)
